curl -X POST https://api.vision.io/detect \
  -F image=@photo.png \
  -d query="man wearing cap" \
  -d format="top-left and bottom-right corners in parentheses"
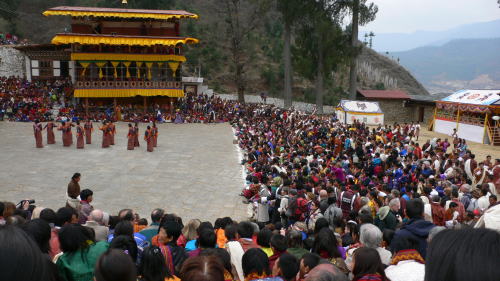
top-left (460, 184), bottom-right (473, 210)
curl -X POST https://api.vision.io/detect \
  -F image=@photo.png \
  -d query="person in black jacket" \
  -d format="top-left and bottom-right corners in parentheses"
top-left (390, 199), bottom-right (435, 258)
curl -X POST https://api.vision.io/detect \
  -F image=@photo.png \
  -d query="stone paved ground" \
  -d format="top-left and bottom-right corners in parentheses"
top-left (0, 122), bottom-right (247, 222)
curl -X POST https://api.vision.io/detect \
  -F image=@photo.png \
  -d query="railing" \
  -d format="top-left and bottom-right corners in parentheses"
top-left (75, 80), bottom-right (182, 89)
top-left (428, 116), bottom-right (435, 131)
top-left (485, 119), bottom-right (493, 144)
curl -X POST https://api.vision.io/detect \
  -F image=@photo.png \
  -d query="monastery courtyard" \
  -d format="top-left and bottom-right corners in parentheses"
top-left (1, 121), bottom-right (498, 222)
top-left (0, 122), bottom-right (247, 222)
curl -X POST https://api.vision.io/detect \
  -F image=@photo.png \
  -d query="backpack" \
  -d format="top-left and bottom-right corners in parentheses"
top-left (295, 197), bottom-right (309, 221)
top-left (340, 190), bottom-right (357, 217)
top-left (324, 204), bottom-right (343, 227)
top-left (285, 196), bottom-right (297, 218)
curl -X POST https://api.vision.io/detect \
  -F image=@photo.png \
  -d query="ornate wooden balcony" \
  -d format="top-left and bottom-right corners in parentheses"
top-left (75, 80), bottom-right (182, 90)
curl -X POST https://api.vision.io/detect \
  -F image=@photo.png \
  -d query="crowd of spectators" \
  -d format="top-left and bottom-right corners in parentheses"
top-left (0, 32), bottom-right (29, 45)
top-left (0, 76), bottom-right (237, 123)
top-left (0, 76), bottom-right (73, 121)
top-left (1, 100), bottom-right (500, 281)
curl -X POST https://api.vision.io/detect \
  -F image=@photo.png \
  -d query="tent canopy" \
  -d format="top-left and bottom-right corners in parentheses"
top-left (440, 89), bottom-right (500, 106)
top-left (337, 100), bottom-right (383, 114)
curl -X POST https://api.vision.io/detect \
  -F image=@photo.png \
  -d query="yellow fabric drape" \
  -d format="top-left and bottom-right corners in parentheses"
top-left (43, 10), bottom-right (199, 20)
top-left (111, 61), bottom-right (120, 79)
top-left (74, 89), bottom-right (185, 98)
top-left (146, 62), bottom-right (154, 80)
top-left (51, 34), bottom-right (199, 47)
top-left (71, 53), bottom-right (187, 62)
top-left (123, 62), bottom-right (131, 78)
top-left (136, 62), bottom-right (144, 78)
top-left (95, 62), bottom-right (106, 79)
top-left (79, 62), bottom-right (90, 76)
top-left (168, 62), bottom-right (179, 77)
top-left (157, 62), bottom-right (164, 79)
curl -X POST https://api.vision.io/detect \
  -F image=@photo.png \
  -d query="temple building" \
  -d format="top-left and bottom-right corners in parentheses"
top-left (41, 6), bottom-right (199, 113)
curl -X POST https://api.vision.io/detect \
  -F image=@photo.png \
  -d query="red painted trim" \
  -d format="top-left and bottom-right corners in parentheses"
top-left (435, 117), bottom-right (456, 122)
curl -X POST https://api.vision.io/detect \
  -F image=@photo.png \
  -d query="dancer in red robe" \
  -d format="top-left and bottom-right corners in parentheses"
top-left (127, 123), bottom-right (135, 150)
top-left (33, 120), bottom-right (43, 148)
top-left (84, 119), bottom-right (93, 144)
top-left (152, 122), bottom-right (158, 147)
top-left (44, 121), bottom-right (56, 144)
top-left (99, 121), bottom-right (110, 148)
top-left (76, 121), bottom-right (85, 149)
top-left (144, 126), bottom-right (154, 152)
top-left (58, 122), bottom-right (73, 147)
top-left (109, 121), bottom-right (116, 145)
top-left (134, 122), bottom-right (140, 147)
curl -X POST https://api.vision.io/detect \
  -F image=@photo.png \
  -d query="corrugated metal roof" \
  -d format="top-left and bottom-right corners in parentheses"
top-left (45, 6), bottom-right (196, 16)
top-left (357, 90), bottom-right (410, 99)
top-left (408, 94), bottom-right (448, 102)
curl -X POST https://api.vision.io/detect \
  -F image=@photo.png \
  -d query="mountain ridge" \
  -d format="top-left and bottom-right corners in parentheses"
top-left (390, 38), bottom-right (500, 93)
top-left (361, 19), bottom-right (500, 52)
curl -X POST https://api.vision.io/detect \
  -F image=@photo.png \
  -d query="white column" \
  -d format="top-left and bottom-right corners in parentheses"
top-left (53, 60), bottom-right (61, 77)
top-left (25, 57), bottom-right (32, 82)
top-left (69, 61), bottom-right (76, 84)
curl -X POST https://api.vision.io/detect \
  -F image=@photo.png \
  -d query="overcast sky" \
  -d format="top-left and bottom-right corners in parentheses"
top-left (361, 0), bottom-right (500, 34)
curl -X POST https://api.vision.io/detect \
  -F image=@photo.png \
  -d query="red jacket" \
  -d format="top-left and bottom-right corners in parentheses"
top-left (431, 202), bottom-right (445, 226)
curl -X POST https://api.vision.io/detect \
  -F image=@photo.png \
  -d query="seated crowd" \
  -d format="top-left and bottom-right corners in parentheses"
top-left (0, 32), bottom-right (28, 45)
top-left (1, 99), bottom-right (500, 281)
top-left (0, 76), bottom-right (73, 122)
top-left (0, 75), bottom-right (237, 123)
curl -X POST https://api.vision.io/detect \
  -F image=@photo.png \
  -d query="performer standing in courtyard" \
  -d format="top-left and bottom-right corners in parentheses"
top-left (127, 123), bottom-right (135, 150)
top-left (84, 119), bottom-right (93, 144)
top-left (33, 120), bottom-right (43, 148)
top-left (76, 121), bottom-right (85, 149)
top-left (58, 121), bottom-right (73, 147)
top-left (44, 121), bottom-right (56, 144)
top-left (152, 122), bottom-right (158, 147)
top-left (144, 125), bottom-right (154, 152)
top-left (134, 122), bottom-right (140, 147)
top-left (99, 121), bottom-right (110, 148)
top-left (109, 121), bottom-right (116, 145)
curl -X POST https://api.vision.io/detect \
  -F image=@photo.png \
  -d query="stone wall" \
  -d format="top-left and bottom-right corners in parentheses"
top-left (0, 46), bottom-right (25, 78)
top-left (376, 100), bottom-right (411, 124)
top-left (408, 104), bottom-right (435, 125)
top-left (376, 99), bottom-right (435, 125)
top-left (216, 93), bottom-right (336, 114)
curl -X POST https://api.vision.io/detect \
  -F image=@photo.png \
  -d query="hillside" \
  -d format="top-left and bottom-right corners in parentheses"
top-left (391, 38), bottom-right (500, 93)
top-left (356, 47), bottom-right (429, 95)
top-left (361, 19), bottom-right (500, 52)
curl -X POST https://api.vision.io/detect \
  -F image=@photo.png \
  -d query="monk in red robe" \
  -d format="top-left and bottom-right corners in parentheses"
top-left (33, 120), bottom-right (43, 148)
top-left (334, 136), bottom-right (342, 157)
top-left (152, 122), bottom-right (158, 147)
top-left (99, 121), bottom-right (110, 148)
top-left (134, 122), bottom-right (140, 147)
top-left (84, 119), bottom-right (93, 144)
top-left (44, 121), bottom-right (56, 144)
top-left (492, 159), bottom-right (500, 195)
top-left (144, 125), bottom-right (154, 152)
top-left (76, 121), bottom-right (85, 149)
top-left (109, 122), bottom-right (116, 145)
top-left (127, 123), bottom-right (135, 150)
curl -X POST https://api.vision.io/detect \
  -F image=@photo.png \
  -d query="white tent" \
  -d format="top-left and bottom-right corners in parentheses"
top-left (336, 100), bottom-right (384, 125)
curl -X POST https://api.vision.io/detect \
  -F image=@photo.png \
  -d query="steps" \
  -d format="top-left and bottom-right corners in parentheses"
top-left (489, 127), bottom-right (500, 146)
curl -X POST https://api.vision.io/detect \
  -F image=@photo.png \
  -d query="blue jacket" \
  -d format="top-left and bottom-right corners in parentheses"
top-left (390, 218), bottom-right (435, 258)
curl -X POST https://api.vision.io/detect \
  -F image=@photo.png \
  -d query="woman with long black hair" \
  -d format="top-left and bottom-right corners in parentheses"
top-left (352, 247), bottom-right (390, 281)
top-left (138, 246), bottom-right (179, 281)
